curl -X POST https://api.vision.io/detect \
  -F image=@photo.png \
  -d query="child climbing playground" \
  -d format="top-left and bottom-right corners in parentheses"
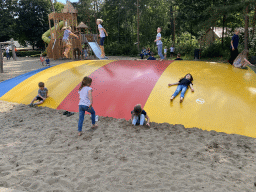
top-left (131, 104), bottom-right (150, 127)
top-left (168, 73), bottom-right (194, 103)
top-left (78, 76), bottom-right (98, 136)
top-left (29, 82), bottom-right (48, 107)
top-left (96, 19), bottom-right (108, 59)
top-left (62, 26), bottom-right (79, 58)
top-left (154, 27), bottom-right (164, 61)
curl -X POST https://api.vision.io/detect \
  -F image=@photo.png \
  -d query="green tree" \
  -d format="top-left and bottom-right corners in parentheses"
top-left (15, 0), bottom-right (51, 49)
top-left (0, 0), bottom-right (16, 42)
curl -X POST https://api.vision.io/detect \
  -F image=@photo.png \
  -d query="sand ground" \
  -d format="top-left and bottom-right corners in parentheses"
top-left (1, 57), bottom-right (256, 192)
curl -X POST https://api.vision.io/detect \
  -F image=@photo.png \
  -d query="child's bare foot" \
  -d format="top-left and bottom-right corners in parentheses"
top-left (92, 124), bottom-right (98, 128)
top-left (170, 96), bottom-right (174, 101)
top-left (180, 97), bottom-right (184, 103)
top-left (78, 132), bottom-right (82, 136)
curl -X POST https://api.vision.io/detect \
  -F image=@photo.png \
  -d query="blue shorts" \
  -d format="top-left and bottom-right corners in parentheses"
top-left (100, 37), bottom-right (105, 46)
top-left (36, 96), bottom-right (43, 101)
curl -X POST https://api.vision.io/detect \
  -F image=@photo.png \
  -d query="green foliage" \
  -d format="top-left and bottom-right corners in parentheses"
top-left (15, 51), bottom-right (42, 57)
top-left (105, 41), bottom-right (138, 56)
top-left (0, 0), bottom-right (16, 42)
top-left (53, 2), bottom-right (65, 12)
top-left (201, 38), bottom-right (230, 58)
top-left (15, 0), bottom-right (51, 49)
top-left (175, 32), bottom-right (199, 55)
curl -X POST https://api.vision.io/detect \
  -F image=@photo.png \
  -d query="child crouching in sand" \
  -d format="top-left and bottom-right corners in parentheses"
top-left (131, 104), bottom-right (150, 127)
top-left (78, 76), bottom-right (97, 136)
top-left (29, 82), bottom-right (48, 107)
top-left (168, 73), bottom-right (194, 103)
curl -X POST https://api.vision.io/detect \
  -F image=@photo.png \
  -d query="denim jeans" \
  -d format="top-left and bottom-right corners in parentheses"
top-left (78, 105), bottom-right (95, 132)
top-left (157, 44), bottom-right (164, 60)
top-left (6, 53), bottom-right (10, 60)
top-left (172, 85), bottom-right (188, 98)
top-left (132, 114), bottom-right (145, 125)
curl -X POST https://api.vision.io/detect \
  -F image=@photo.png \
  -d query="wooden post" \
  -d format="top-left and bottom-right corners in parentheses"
top-left (137, 0), bottom-right (139, 52)
top-left (11, 38), bottom-right (16, 61)
top-left (245, 5), bottom-right (249, 50)
top-left (0, 43), bottom-right (3, 73)
top-left (173, 6), bottom-right (176, 46)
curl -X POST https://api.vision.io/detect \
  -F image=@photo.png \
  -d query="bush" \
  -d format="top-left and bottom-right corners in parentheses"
top-left (16, 51), bottom-right (42, 57)
top-left (200, 38), bottom-right (230, 58)
top-left (175, 32), bottom-right (199, 56)
top-left (105, 42), bottom-right (138, 56)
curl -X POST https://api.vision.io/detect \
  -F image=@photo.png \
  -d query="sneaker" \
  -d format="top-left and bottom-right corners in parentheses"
top-left (240, 66), bottom-right (248, 70)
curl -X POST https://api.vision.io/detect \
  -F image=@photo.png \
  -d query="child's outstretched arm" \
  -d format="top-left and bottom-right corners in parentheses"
top-left (103, 28), bottom-right (108, 36)
top-left (190, 84), bottom-right (194, 92)
top-left (168, 82), bottom-right (179, 86)
top-left (131, 113), bottom-right (134, 122)
top-left (70, 32), bottom-right (79, 39)
top-left (244, 58), bottom-right (253, 66)
top-left (88, 90), bottom-right (93, 108)
top-left (146, 115), bottom-right (150, 127)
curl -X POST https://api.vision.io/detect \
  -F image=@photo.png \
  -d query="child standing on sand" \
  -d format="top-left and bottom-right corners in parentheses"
top-left (96, 19), bottom-right (108, 59)
top-left (78, 76), bottom-right (97, 136)
top-left (154, 27), bottom-right (164, 61)
top-left (131, 104), bottom-right (150, 127)
top-left (168, 73), bottom-right (194, 103)
top-left (40, 54), bottom-right (45, 66)
top-left (29, 82), bottom-right (48, 107)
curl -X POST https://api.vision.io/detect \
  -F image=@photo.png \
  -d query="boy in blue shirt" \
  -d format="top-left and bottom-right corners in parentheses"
top-left (45, 57), bottom-right (50, 66)
top-left (147, 53), bottom-right (156, 60)
top-left (228, 29), bottom-right (240, 64)
top-left (140, 47), bottom-right (146, 59)
top-left (29, 82), bottom-right (48, 107)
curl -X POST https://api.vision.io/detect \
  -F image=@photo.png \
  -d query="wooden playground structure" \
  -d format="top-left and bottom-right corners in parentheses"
top-left (45, 1), bottom-right (99, 60)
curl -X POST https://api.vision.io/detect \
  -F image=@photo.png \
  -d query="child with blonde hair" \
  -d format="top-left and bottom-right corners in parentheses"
top-left (62, 26), bottom-right (79, 58)
top-left (233, 49), bottom-right (253, 69)
top-left (154, 27), bottom-right (164, 61)
top-left (96, 19), bottom-right (108, 59)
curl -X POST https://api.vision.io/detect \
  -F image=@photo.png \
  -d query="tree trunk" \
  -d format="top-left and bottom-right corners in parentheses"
top-left (173, 6), bottom-right (176, 45)
top-left (222, 14), bottom-right (226, 48)
top-left (0, 44), bottom-right (3, 73)
top-left (137, 0), bottom-right (139, 51)
top-left (252, 5), bottom-right (256, 38)
top-left (244, 5), bottom-right (249, 50)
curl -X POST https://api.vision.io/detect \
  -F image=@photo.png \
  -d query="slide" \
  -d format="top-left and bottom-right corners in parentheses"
top-left (42, 21), bottom-right (64, 44)
top-left (88, 42), bottom-right (107, 60)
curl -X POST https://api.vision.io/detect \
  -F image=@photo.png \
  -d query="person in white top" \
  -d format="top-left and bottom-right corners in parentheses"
top-left (170, 45), bottom-right (175, 58)
top-left (78, 76), bottom-right (97, 136)
top-left (154, 27), bottom-right (164, 61)
top-left (5, 46), bottom-right (10, 60)
top-left (96, 19), bottom-right (108, 59)
top-left (164, 46), bottom-right (167, 59)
